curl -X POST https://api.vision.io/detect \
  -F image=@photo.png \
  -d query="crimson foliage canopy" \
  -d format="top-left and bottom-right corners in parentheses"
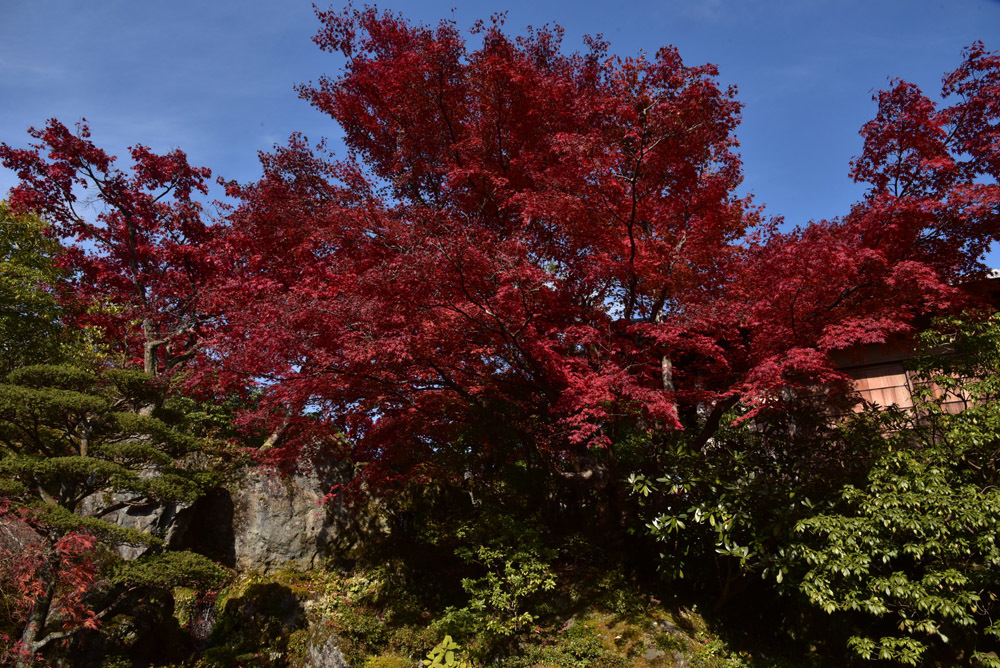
top-left (0, 122), bottom-right (216, 378)
top-left (3, 9), bottom-right (999, 487)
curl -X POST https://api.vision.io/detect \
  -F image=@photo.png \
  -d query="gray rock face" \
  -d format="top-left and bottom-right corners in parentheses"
top-left (114, 501), bottom-right (193, 560)
top-left (84, 461), bottom-right (382, 571)
top-left (229, 468), bottom-right (346, 572)
top-left (644, 647), bottom-right (666, 662)
top-left (301, 628), bottom-right (351, 668)
top-left (222, 460), bottom-right (388, 572)
top-left (79, 493), bottom-right (194, 561)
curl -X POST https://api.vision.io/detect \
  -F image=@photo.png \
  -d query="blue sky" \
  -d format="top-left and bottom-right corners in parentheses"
top-left (3, 0), bottom-right (999, 244)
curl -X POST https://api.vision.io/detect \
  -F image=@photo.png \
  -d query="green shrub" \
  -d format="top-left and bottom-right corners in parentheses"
top-left (502, 619), bottom-right (628, 668)
top-left (420, 511), bottom-right (557, 661)
top-left (366, 655), bottom-right (414, 668)
top-left (422, 635), bottom-right (472, 667)
top-left (629, 395), bottom-right (866, 597)
top-left (789, 315), bottom-right (1000, 666)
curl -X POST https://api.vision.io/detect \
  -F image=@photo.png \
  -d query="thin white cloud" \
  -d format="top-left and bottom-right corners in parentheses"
top-left (0, 57), bottom-right (62, 78)
top-left (674, 0), bottom-right (726, 22)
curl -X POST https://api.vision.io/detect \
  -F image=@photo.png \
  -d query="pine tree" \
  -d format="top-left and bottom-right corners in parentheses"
top-left (0, 202), bottom-right (67, 375)
top-left (0, 363), bottom-right (226, 664)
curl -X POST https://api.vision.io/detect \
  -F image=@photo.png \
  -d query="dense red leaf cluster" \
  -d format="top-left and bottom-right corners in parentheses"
top-left (0, 121), bottom-right (217, 376)
top-left (206, 9), bottom-right (759, 481)
top-left (1, 506), bottom-right (99, 661)
top-left (2, 10), bottom-right (998, 488)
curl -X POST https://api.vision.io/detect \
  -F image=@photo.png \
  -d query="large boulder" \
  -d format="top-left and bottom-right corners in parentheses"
top-left (299, 624), bottom-right (351, 668)
top-left (84, 460), bottom-right (385, 571)
top-left (229, 468), bottom-right (349, 572)
top-left (78, 493), bottom-right (194, 561)
top-left (188, 462), bottom-right (385, 571)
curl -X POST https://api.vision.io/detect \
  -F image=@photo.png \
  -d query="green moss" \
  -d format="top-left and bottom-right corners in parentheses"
top-left (206, 581), bottom-right (306, 666)
top-left (130, 558), bottom-right (809, 668)
top-left (286, 621), bottom-right (342, 668)
top-left (332, 605), bottom-right (390, 663)
top-left (173, 587), bottom-right (198, 629)
top-left (387, 624), bottom-right (438, 659)
top-left (502, 617), bottom-right (628, 668)
top-left (363, 654), bottom-right (413, 668)
top-left (113, 551), bottom-right (228, 589)
top-left (654, 630), bottom-right (687, 652)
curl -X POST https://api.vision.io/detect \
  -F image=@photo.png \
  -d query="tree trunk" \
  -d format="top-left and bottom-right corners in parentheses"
top-left (16, 550), bottom-right (57, 668)
top-left (662, 356), bottom-right (680, 424)
top-left (140, 318), bottom-right (163, 416)
top-left (143, 318), bottom-right (159, 378)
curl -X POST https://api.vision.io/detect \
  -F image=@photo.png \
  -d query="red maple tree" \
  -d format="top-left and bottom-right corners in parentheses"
top-left (0, 121), bottom-right (218, 380)
top-left (725, 41), bottom-right (1000, 409)
top-left (204, 8), bottom-right (999, 491)
top-left (0, 507), bottom-right (99, 666)
top-left (205, 8), bottom-right (752, 485)
top-left (3, 10), bottom-right (997, 500)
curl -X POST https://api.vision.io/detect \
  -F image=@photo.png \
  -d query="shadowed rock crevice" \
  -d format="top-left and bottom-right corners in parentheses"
top-left (170, 487), bottom-right (237, 567)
